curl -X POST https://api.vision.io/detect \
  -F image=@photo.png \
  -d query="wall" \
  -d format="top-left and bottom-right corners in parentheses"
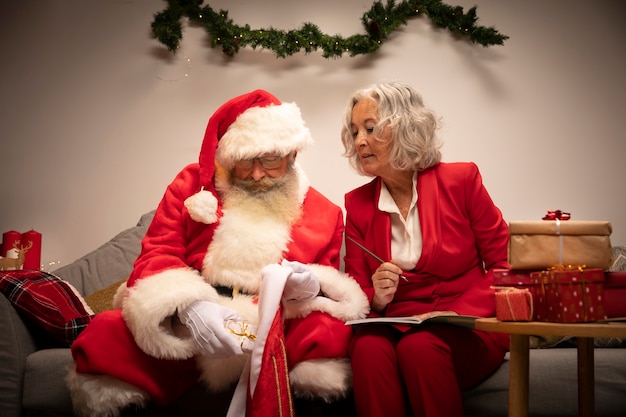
top-left (1, 0), bottom-right (624, 268)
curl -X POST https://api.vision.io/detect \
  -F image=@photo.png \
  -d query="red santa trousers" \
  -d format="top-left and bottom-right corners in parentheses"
top-left (72, 309), bottom-right (352, 406)
top-left (349, 323), bottom-right (508, 417)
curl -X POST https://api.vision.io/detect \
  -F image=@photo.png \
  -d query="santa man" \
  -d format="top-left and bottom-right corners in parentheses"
top-left (67, 89), bottom-right (369, 416)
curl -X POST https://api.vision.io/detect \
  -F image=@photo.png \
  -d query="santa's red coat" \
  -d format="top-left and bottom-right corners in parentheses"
top-left (71, 163), bottom-right (369, 407)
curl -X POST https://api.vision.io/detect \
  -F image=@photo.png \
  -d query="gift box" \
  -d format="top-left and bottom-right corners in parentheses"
top-left (1, 230), bottom-right (42, 271)
top-left (493, 269), bottom-right (546, 321)
top-left (530, 268), bottom-right (606, 323)
top-left (508, 220), bottom-right (613, 270)
top-left (603, 271), bottom-right (626, 318)
top-left (495, 287), bottom-right (534, 321)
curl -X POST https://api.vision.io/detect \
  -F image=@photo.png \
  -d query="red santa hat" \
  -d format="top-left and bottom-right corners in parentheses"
top-left (185, 89), bottom-right (313, 224)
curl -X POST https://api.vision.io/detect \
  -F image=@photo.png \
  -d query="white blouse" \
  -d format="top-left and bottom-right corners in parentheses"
top-left (378, 171), bottom-right (422, 270)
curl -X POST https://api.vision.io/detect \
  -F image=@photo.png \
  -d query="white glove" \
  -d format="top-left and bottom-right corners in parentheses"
top-left (178, 301), bottom-right (256, 358)
top-left (280, 259), bottom-right (320, 302)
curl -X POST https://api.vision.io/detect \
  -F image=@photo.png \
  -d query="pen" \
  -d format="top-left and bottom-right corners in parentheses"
top-left (346, 236), bottom-right (408, 282)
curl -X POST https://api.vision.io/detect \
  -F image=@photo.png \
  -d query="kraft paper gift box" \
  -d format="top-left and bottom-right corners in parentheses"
top-left (531, 268), bottom-right (607, 323)
top-left (508, 220), bottom-right (613, 270)
top-left (494, 269), bottom-right (546, 321)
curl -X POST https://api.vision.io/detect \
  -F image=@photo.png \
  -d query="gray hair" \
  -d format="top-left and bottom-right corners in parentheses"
top-left (340, 81), bottom-right (442, 175)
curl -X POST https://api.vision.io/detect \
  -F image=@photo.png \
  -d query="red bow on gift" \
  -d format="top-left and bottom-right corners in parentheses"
top-left (542, 210), bottom-right (571, 221)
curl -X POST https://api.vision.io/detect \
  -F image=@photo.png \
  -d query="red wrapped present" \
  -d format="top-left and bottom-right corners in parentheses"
top-left (603, 271), bottom-right (626, 318)
top-left (531, 267), bottom-right (606, 323)
top-left (1, 229), bottom-right (42, 271)
top-left (20, 230), bottom-right (42, 270)
top-left (493, 269), bottom-right (546, 321)
top-left (495, 287), bottom-right (534, 321)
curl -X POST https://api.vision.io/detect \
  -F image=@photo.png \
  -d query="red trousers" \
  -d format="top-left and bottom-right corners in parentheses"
top-left (72, 309), bottom-right (352, 406)
top-left (349, 324), bottom-right (509, 417)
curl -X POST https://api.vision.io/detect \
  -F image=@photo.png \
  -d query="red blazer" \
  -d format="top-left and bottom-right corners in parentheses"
top-left (344, 162), bottom-right (509, 318)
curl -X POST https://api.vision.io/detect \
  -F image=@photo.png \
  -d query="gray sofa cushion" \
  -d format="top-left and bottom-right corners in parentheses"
top-left (23, 349), bottom-right (74, 413)
top-left (52, 211), bottom-right (154, 296)
top-left (0, 295), bottom-right (38, 417)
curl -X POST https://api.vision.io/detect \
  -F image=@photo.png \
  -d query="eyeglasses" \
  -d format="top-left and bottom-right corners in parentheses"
top-left (234, 154), bottom-right (285, 170)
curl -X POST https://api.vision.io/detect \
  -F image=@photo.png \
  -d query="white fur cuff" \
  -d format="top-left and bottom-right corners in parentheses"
top-left (283, 264), bottom-right (369, 321)
top-left (121, 269), bottom-right (219, 359)
top-left (289, 358), bottom-right (352, 402)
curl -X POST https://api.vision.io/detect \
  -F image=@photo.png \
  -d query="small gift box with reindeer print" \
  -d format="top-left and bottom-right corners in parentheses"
top-left (1, 230), bottom-right (41, 270)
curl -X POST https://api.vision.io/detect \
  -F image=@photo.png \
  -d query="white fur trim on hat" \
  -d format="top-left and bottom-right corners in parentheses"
top-left (216, 102), bottom-right (313, 167)
top-left (184, 188), bottom-right (219, 224)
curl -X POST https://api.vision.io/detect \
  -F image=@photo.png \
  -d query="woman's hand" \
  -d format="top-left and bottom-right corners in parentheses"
top-left (370, 261), bottom-right (403, 313)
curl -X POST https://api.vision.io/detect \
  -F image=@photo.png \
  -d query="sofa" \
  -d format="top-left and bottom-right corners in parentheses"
top-left (1, 210), bottom-right (625, 417)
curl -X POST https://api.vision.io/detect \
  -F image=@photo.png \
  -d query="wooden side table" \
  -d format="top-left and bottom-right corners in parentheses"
top-left (474, 318), bottom-right (626, 417)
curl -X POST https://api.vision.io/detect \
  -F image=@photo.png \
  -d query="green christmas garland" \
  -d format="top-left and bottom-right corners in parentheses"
top-left (151, 0), bottom-right (508, 59)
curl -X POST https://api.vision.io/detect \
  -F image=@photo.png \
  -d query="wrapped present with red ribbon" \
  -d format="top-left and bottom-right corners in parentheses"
top-left (542, 210), bottom-right (571, 221)
top-left (508, 211), bottom-right (613, 270)
top-left (495, 287), bottom-right (534, 321)
top-left (530, 266), bottom-right (606, 323)
top-left (493, 269), bottom-right (547, 321)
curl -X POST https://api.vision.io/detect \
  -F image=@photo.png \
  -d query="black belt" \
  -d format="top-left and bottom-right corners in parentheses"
top-left (214, 285), bottom-right (256, 298)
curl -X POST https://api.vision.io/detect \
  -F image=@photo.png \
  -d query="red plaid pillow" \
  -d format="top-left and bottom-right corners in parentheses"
top-left (0, 270), bottom-right (94, 346)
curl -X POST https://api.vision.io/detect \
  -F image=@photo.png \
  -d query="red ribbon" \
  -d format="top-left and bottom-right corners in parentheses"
top-left (542, 210), bottom-right (571, 221)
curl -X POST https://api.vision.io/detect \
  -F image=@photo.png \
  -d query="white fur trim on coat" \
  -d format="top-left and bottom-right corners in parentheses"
top-left (289, 358), bottom-right (352, 402)
top-left (293, 163), bottom-right (310, 205)
top-left (282, 264), bottom-right (370, 321)
top-left (111, 280), bottom-right (129, 310)
top-left (66, 362), bottom-right (149, 417)
top-left (120, 268), bottom-right (220, 360)
top-left (195, 352), bottom-right (249, 393)
top-left (216, 102), bottom-right (313, 168)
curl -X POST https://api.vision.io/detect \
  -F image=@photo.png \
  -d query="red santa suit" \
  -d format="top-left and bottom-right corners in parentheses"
top-left (345, 162), bottom-right (510, 417)
top-left (68, 90), bottom-right (369, 417)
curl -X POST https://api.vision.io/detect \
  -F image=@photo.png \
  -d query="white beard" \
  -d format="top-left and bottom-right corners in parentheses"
top-left (202, 165), bottom-right (303, 293)
top-left (223, 164), bottom-right (302, 225)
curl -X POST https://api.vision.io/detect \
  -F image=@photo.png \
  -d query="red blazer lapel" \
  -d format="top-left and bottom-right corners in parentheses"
top-left (414, 168), bottom-right (440, 270)
top-left (369, 178), bottom-right (393, 263)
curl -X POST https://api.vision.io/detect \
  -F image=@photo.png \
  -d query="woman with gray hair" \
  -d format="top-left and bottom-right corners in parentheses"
top-left (341, 81), bottom-right (510, 417)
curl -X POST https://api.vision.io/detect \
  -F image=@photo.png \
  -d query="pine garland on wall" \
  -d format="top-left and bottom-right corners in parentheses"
top-left (151, 0), bottom-right (509, 59)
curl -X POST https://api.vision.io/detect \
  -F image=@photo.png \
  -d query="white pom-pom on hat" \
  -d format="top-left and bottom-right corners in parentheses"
top-left (184, 188), bottom-right (219, 224)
